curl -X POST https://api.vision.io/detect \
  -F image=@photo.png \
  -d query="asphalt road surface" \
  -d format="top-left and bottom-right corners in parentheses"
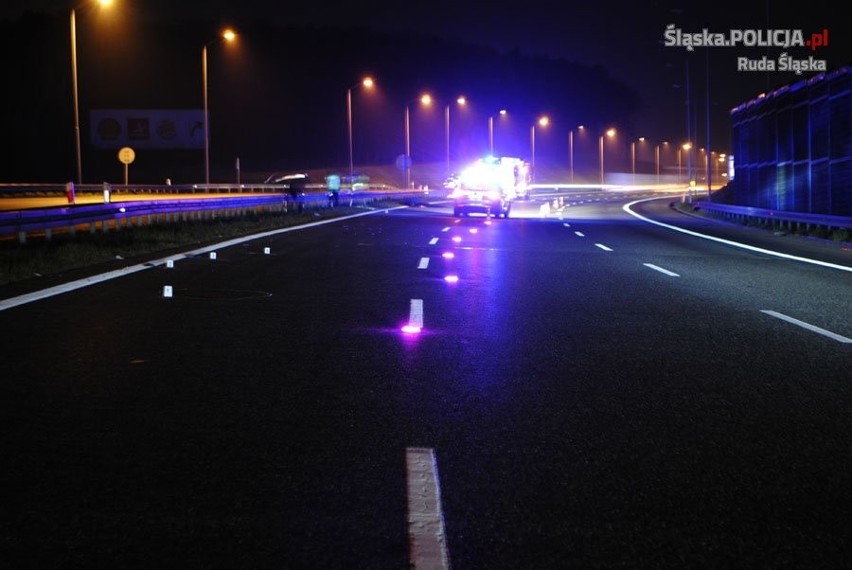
top-left (1, 192), bottom-right (850, 568)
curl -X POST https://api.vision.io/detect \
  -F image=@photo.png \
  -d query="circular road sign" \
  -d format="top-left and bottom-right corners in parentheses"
top-left (118, 146), bottom-right (136, 165)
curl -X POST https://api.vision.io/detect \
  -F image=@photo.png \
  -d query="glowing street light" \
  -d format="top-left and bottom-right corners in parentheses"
top-left (530, 115), bottom-right (549, 180)
top-left (488, 109), bottom-right (507, 155)
top-left (347, 76), bottom-right (375, 178)
top-left (404, 93), bottom-right (432, 189)
top-left (203, 27), bottom-right (237, 186)
top-left (599, 128), bottom-right (616, 186)
top-left (445, 95), bottom-right (466, 174)
top-left (70, 0), bottom-right (113, 184)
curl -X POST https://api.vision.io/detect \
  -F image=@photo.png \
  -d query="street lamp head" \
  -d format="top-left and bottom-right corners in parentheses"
top-left (456, 96), bottom-right (467, 106)
top-left (98, 0), bottom-right (113, 7)
top-left (538, 116), bottom-right (549, 127)
top-left (606, 128), bottom-right (616, 138)
top-left (222, 28), bottom-right (237, 42)
top-left (362, 77), bottom-right (374, 88)
top-left (420, 93), bottom-right (432, 106)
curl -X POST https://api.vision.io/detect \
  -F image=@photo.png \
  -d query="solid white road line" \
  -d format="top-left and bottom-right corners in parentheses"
top-left (595, 243), bottom-right (613, 252)
top-left (418, 257), bottom-right (430, 270)
top-left (643, 263), bottom-right (680, 277)
top-left (406, 447), bottom-right (450, 570)
top-left (761, 310), bottom-right (852, 343)
top-left (624, 199), bottom-right (852, 273)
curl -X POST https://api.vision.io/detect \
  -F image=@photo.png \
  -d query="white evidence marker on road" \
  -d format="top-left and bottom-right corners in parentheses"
top-left (165, 260), bottom-right (174, 268)
top-left (761, 310), bottom-right (852, 343)
top-left (209, 252), bottom-right (217, 260)
top-left (162, 285), bottom-right (173, 298)
top-left (643, 263), bottom-right (680, 277)
top-left (418, 257), bottom-right (430, 269)
top-left (406, 447), bottom-right (451, 570)
top-left (264, 247), bottom-right (271, 255)
top-left (595, 243), bottom-right (613, 252)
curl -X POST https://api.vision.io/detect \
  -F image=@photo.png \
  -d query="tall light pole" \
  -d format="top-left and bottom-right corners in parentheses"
top-left (203, 27), bottom-right (237, 186)
top-left (656, 142), bottom-right (668, 185)
top-left (347, 76), bottom-right (374, 179)
top-left (568, 125), bottom-right (584, 184)
top-left (70, 0), bottom-right (113, 185)
top-left (631, 137), bottom-right (645, 185)
top-left (488, 109), bottom-right (506, 156)
top-left (404, 93), bottom-right (431, 189)
top-left (445, 96), bottom-right (466, 175)
top-left (530, 116), bottom-right (549, 180)
top-left (599, 128), bottom-right (616, 186)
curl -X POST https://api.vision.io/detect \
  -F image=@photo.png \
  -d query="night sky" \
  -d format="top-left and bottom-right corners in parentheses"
top-left (1, 0), bottom-right (848, 182)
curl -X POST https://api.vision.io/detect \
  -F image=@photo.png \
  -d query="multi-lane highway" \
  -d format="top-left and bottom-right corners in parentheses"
top-left (1, 191), bottom-right (850, 568)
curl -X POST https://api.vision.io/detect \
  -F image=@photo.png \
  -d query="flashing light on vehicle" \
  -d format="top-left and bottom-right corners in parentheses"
top-left (444, 275), bottom-right (459, 284)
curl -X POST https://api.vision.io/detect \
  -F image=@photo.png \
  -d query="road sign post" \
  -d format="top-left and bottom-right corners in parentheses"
top-left (118, 146), bottom-right (136, 185)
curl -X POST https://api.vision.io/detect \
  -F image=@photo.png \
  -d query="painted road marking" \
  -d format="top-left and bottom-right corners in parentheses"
top-left (595, 243), bottom-right (613, 251)
top-left (761, 310), bottom-right (852, 343)
top-left (418, 257), bottom-right (430, 270)
top-left (429, 238), bottom-right (439, 245)
top-left (643, 263), bottom-right (680, 277)
top-left (624, 199), bottom-right (852, 273)
top-left (409, 299), bottom-right (424, 329)
top-left (442, 227), bottom-right (451, 232)
top-left (563, 223), bottom-right (571, 227)
top-left (574, 231), bottom-right (585, 237)
top-left (406, 447), bottom-right (450, 570)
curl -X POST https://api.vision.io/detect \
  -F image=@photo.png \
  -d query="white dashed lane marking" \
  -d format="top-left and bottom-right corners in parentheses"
top-left (643, 263), bottom-right (680, 277)
top-left (761, 310), bottom-right (852, 343)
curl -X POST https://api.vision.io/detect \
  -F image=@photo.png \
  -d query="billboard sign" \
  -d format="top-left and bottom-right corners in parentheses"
top-left (90, 109), bottom-right (205, 150)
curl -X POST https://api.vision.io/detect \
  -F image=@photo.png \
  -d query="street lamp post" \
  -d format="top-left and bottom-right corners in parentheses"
top-left (404, 93), bottom-right (432, 189)
top-left (203, 28), bottom-right (237, 186)
top-left (347, 77), bottom-right (374, 179)
top-left (599, 128), bottom-right (616, 186)
top-left (530, 116), bottom-right (549, 180)
top-left (70, 0), bottom-right (113, 185)
top-left (631, 137), bottom-right (645, 185)
top-left (568, 126), bottom-right (584, 184)
top-left (445, 96), bottom-right (466, 175)
top-left (488, 109), bottom-right (506, 155)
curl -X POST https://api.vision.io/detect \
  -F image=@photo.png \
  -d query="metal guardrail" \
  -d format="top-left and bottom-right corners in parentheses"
top-left (693, 201), bottom-right (852, 232)
top-left (0, 187), bottom-right (427, 243)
